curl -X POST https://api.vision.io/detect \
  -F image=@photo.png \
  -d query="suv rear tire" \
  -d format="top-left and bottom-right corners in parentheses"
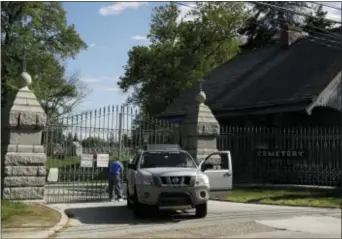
top-left (195, 202), bottom-right (207, 218)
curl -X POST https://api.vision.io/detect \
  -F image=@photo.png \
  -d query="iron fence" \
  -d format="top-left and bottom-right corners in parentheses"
top-left (44, 105), bottom-right (180, 203)
top-left (218, 126), bottom-right (342, 187)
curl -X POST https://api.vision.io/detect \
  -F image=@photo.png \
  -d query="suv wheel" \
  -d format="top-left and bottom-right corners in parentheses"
top-left (126, 185), bottom-right (133, 209)
top-left (133, 187), bottom-right (145, 218)
top-left (195, 202), bottom-right (207, 218)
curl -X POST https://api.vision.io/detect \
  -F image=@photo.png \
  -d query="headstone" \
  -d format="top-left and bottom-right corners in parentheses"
top-left (1, 71), bottom-right (47, 200)
top-left (181, 80), bottom-right (220, 164)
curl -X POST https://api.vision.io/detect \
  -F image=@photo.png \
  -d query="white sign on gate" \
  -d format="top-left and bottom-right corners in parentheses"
top-left (47, 168), bottom-right (59, 182)
top-left (97, 154), bottom-right (109, 167)
top-left (81, 154), bottom-right (93, 168)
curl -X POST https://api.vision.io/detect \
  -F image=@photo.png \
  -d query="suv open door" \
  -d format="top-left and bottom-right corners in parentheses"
top-left (199, 151), bottom-right (232, 197)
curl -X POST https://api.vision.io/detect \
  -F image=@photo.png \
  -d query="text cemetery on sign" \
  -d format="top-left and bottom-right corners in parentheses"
top-left (256, 149), bottom-right (307, 158)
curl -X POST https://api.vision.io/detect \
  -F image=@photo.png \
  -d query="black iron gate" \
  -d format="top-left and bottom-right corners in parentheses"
top-left (44, 105), bottom-right (180, 203)
top-left (218, 126), bottom-right (342, 187)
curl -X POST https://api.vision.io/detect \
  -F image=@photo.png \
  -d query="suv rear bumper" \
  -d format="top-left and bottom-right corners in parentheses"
top-left (136, 185), bottom-right (209, 209)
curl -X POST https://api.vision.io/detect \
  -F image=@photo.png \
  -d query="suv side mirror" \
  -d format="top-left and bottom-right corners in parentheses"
top-left (128, 163), bottom-right (136, 170)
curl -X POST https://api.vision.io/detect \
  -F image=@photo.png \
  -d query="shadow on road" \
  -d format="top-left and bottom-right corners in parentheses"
top-left (65, 205), bottom-right (197, 225)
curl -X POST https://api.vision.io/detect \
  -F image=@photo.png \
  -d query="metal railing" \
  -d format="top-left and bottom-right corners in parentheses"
top-left (219, 126), bottom-right (342, 187)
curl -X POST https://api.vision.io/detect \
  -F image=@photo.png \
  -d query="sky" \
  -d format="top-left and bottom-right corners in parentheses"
top-left (63, 1), bottom-right (342, 114)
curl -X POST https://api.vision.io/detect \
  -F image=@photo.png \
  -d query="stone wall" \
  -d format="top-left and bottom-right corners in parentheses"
top-left (1, 72), bottom-right (47, 200)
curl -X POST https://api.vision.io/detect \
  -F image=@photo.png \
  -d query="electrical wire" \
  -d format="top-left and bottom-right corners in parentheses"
top-left (175, 1), bottom-right (342, 40)
top-left (248, 19), bottom-right (342, 51)
top-left (309, 1), bottom-right (342, 11)
top-left (123, 0), bottom-right (342, 105)
top-left (174, 2), bottom-right (342, 51)
top-left (274, 17), bottom-right (342, 41)
top-left (249, 1), bottom-right (341, 25)
top-left (246, 1), bottom-right (342, 41)
top-left (122, 2), bottom-right (342, 115)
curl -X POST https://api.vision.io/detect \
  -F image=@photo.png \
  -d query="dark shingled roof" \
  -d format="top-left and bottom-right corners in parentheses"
top-left (160, 28), bottom-right (342, 118)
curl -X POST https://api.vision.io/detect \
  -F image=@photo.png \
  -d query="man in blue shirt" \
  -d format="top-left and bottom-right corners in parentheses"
top-left (108, 159), bottom-right (124, 202)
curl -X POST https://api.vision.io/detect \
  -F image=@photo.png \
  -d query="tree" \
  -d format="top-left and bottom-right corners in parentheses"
top-left (239, 2), bottom-right (309, 50)
top-left (29, 53), bottom-right (90, 119)
top-left (81, 137), bottom-right (106, 149)
top-left (1, 2), bottom-right (88, 119)
top-left (118, 2), bottom-right (247, 116)
top-left (304, 5), bottom-right (334, 35)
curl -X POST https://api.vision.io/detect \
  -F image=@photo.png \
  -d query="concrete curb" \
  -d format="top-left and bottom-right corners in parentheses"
top-left (38, 202), bottom-right (69, 238)
top-left (210, 198), bottom-right (341, 209)
top-left (234, 183), bottom-right (342, 191)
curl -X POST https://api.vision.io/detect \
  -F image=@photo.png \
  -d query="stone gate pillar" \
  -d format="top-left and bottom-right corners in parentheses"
top-left (1, 71), bottom-right (47, 200)
top-left (181, 84), bottom-right (220, 164)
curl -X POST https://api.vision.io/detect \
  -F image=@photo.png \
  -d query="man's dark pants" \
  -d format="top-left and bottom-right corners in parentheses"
top-left (108, 174), bottom-right (122, 200)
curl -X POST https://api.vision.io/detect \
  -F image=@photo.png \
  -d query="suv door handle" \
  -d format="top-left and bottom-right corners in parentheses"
top-left (223, 172), bottom-right (231, 177)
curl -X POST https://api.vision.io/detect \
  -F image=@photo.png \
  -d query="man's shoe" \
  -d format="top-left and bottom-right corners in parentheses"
top-left (110, 198), bottom-right (115, 202)
top-left (118, 198), bottom-right (123, 202)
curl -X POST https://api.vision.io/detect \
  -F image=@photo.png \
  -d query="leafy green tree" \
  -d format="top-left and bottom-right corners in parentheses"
top-left (304, 5), bottom-right (334, 35)
top-left (239, 2), bottom-right (309, 50)
top-left (81, 137), bottom-right (106, 149)
top-left (1, 2), bottom-right (88, 118)
top-left (118, 2), bottom-right (247, 116)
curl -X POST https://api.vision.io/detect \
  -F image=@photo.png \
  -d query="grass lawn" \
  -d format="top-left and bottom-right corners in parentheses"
top-left (217, 188), bottom-right (341, 208)
top-left (1, 200), bottom-right (61, 229)
top-left (47, 156), bottom-right (81, 168)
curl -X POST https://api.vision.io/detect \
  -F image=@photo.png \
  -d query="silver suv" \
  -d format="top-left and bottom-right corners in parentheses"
top-left (126, 144), bottom-right (233, 218)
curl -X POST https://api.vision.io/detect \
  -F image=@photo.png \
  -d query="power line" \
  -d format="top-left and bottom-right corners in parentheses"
top-left (130, 0), bottom-right (342, 93)
top-left (174, 2), bottom-right (342, 50)
top-left (249, 1), bottom-right (341, 25)
top-left (309, 2), bottom-right (342, 11)
top-left (275, 17), bottom-right (342, 41)
top-left (249, 1), bottom-right (342, 39)
top-left (175, 1), bottom-right (342, 40)
top-left (249, 19), bottom-right (342, 51)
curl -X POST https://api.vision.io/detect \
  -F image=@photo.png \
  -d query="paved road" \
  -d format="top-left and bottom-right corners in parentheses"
top-left (49, 200), bottom-right (341, 238)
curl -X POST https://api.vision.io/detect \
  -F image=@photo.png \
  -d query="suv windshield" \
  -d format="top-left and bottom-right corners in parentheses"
top-left (140, 151), bottom-right (197, 168)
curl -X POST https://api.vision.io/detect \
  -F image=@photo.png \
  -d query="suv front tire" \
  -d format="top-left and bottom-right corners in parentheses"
top-left (132, 187), bottom-right (145, 218)
top-left (126, 185), bottom-right (133, 209)
top-left (195, 202), bottom-right (208, 218)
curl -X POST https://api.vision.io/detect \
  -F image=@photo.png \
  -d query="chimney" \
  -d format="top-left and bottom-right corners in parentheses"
top-left (280, 24), bottom-right (303, 48)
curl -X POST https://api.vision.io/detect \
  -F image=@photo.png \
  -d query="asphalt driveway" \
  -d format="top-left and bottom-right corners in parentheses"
top-left (50, 200), bottom-right (341, 238)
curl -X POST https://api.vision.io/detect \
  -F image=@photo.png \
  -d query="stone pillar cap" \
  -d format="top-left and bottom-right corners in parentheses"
top-left (196, 79), bottom-right (206, 104)
top-left (18, 72), bottom-right (32, 90)
top-left (196, 90), bottom-right (206, 104)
